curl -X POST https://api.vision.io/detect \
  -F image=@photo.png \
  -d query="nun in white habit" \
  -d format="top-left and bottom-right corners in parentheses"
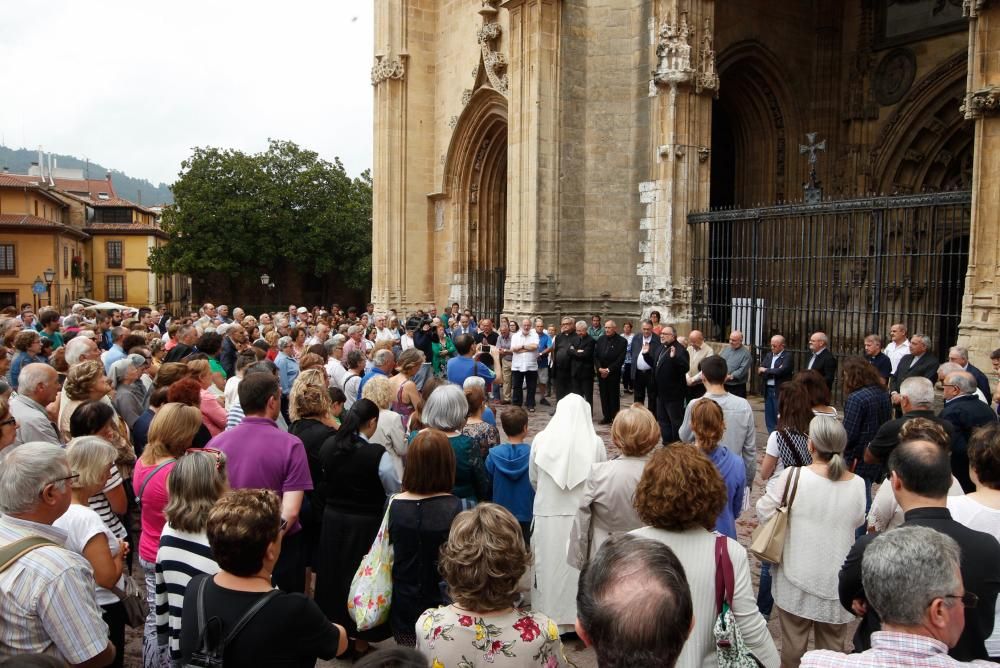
top-left (529, 393), bottom-right (607, 630)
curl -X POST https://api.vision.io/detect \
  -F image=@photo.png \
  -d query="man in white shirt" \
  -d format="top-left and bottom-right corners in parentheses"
top-left (884, 323), bottom-right (911, 375)
top-left (510, 317), bottom-right (540, 412)
top-left (685, 329), bottom-right (715, 399)
top-left (632, 319), bottom-right (660, 411)
top-left (374, 314), bottom-right (395, 343)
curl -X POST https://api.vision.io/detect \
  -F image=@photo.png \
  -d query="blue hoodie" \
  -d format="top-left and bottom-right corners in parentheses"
top-left (485, 442), bottom-right (534, 522)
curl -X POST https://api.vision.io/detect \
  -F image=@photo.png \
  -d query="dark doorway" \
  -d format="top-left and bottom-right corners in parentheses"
top-left (938, 234), bottom-right (969, 360)
top-left (706, 101), bottom-right (736, 340)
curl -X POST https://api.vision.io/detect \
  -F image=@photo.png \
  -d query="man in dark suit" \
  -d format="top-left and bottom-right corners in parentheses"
top-left (631, 319), bottom-right (661, 411)
top-left (941, 370), bottom-right (998, 492)
top-left (569, 320), bottom-right (595, 405)
top-left (840, 440), bottom-right (1000, 660)
top-left (948, 345), bottom-right (993, 403)
top-left (758, 334), bottom-right (794, 433)
top-left (889, 333), bottom-right (939, 415)
top-left (551, 317), bottom-right (576, 404)
top-left (806, 331), bottom-right (838, 391)
top-left (594, 320), bottom-right (628, 424)
top-left (644, 325), bottom-right (688, 443)
top-left (866, 376), bottom-right (956, 465)
top-left (163, 324), bottom-right (198, 363)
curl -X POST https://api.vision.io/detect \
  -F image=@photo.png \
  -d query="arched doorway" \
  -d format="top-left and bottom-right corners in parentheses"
top-left (442, 89), bottom-right (508, 323)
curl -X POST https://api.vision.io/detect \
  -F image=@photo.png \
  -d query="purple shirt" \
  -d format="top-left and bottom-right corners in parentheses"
top-left (208, 416), bottom-right (313, 534)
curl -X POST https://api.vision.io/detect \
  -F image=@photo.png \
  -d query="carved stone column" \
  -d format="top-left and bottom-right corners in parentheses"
top-left (501, 0), bottom-right (562, 317)
top-left (957, 0), bottom-right (1000, 368)
top-left (639, 0), bottom-right (716, 327)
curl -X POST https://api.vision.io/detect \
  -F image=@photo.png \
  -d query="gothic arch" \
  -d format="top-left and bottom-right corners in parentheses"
top-left (870, 51), bottom-right (971, 194)
top-left (440, 87), bottom-right (508, 308)
top-left (715, 41), bottom-right (804, 206)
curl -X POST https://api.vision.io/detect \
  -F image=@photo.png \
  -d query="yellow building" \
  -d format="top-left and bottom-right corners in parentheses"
top-left (0, 168), bottom-right (189, 312)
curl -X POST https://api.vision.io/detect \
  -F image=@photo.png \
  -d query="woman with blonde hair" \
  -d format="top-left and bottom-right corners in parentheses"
top-left (155, 449), bottom-right (228, 665)
top-left (363, 374), bottom-right (408, 493)
top-left (690, 399), bottom-right (745, 539)
top-left (54, 436), bottom-right (128, 668)
top-left (389, 348), bottom-right (425, 429)
top-left (632, 444), bottom-right (778, 668)
top-left (567, 404), bottom-right (658, 570)
top-left (58, 359), bottom-right (134, 478)
top-left (417, 503), bottom-right (567, 666)
top-left (185, 358), bottom-right (228, 436)
top-left (131, 402), bottom-right (204, 666)
top-left (757, 416), bottom-right (865, 666)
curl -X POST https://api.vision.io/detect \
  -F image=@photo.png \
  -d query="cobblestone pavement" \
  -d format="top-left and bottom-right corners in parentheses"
top-left (128, 386), bottom-right (841, 667)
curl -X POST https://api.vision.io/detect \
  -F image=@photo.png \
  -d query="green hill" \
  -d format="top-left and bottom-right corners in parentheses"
top-left (0, 145), bottom-right (174, 206)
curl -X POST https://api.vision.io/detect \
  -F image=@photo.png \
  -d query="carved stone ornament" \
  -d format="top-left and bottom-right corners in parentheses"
top-left (371, 53), bottom-right (405, 86)
top-left (653, 12), bottom-right (693, 88)
top-left (961, 85), bottom-right (1000, 119)
top-left (478, 22), bottom-right (509, 94)
top-left (873, 48), bottom-right (916, 106)
top-left (964, 0), bottom-right (990, 17)
top-left (695, 18), bottom-right (719, 95)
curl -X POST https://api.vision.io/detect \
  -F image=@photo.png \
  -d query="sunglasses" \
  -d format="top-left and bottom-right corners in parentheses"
top-left (185, 447), bottom-right (225, 470)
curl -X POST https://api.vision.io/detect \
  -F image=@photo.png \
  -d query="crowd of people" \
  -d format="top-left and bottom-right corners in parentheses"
top-left (0, 300), bottom-right (999, 668)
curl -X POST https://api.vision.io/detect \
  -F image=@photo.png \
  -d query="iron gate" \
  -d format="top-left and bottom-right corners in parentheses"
top-left (688, 191), bottom-right (971, 396)
top-left (468, 267), bottom-right (506, 325)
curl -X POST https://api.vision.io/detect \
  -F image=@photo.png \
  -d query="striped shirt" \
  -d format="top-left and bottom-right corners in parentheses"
top-left (155, 525), bottom-right (219, 661)
top-left (0, 515), bottom-right (110, 663)
top-left (802, 631), bottom-right (997, 666)
top-left (87, 464), bottom-right (127, 539)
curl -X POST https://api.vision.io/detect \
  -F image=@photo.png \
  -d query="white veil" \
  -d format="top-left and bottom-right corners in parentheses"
top-left (532, 393), bottom-right (604, 490)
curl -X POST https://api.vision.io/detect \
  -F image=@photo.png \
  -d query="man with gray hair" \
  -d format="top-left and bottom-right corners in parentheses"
top-left (890, 333), bottom-right (939, 412)
top-left (838, 439), bottom-right (1000, 660)
top-left (866, 376), bottom-right (957, 465)
top-left (941, 370), bottom-right (998, 493)
top-left (9, 364), bottom-right (61, 446)
top-left (64, 335), bottom-right (102, 367)
top-left (357, 348), bottom-right (396, 401)
top-left (948, 345), bottom-right (992, 404)
top-left (0, 442), bottom-right (117, 666)
top-left (810, 526), bottom-right (975, 666)
top-left (101, 325), bottom-right (129, 371)
top-left (324, 334), bottom-right (348, 390)
top-left (274, 336), bottom-right (299, 423)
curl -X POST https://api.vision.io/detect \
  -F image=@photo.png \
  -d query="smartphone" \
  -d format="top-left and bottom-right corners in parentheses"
top-left (481, 344), bottom-right (491, 353)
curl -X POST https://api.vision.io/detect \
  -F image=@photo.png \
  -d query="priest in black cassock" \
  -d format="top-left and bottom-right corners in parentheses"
top-left (594, 320), bottom-right (628, 424)
top-left (569, 320), bottom-right (595, 405)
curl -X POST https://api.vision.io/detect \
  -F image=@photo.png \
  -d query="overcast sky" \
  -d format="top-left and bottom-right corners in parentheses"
top-left (0, 2), bottom-right (374, 185)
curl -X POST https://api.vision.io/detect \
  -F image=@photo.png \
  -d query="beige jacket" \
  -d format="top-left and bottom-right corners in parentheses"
top-left (566, 453), bottom-right (652, 570)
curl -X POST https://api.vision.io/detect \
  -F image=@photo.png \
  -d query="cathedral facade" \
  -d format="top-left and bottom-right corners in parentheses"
top-left (371, 0), bottom-right (1000, 366)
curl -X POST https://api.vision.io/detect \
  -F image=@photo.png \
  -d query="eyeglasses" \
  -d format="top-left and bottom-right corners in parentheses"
top-left (46, 472), bottom-right (80, 486)
top-left (0, 416), bottom-right (16, 427)
top-left (942, 383), bottom-right (958, 389)
top-left (185, 447), bottom-right (224, 470)
top-left (943, 592), bottom-right (978, 609)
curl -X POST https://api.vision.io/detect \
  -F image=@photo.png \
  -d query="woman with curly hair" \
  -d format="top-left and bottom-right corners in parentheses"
top-left (363, 374), bottom-right (407, 494)
top-left (417, 503), bottom-right (568, 667)
top-left (634, 444), bottom-right (778, 668)
top-left (58, 360), bottom-right (135, 475)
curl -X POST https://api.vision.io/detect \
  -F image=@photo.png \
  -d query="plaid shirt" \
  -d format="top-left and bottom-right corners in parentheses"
top-left (802, 631), bottom-right (998, 667)
top-left (843, 383), bottom-right (893, 481)
top-left (0, 514), bottom-right (109, 663)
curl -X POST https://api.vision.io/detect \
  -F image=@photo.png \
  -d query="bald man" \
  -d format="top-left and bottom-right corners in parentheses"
top-left (758, 335), bottom-right (794, 433)
top-left (685, 329), bottom-right (715, 400)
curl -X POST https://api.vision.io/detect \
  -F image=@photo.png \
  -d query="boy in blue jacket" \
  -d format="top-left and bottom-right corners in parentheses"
top-left (485, 406), bottom-right (534, 541)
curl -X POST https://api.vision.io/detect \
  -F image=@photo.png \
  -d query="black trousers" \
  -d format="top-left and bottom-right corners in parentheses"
top-left (571, 376), bottom-right (594, 404)
top-left (512, 370), bottom-right (538, 408)
top-left (656, 397), bottom-right (685, 443)
top-left (621, 363), bottom-right (633, 391)
top-left (598, 373), bottom-right (622, 422)
top-left (101, 600), bottom-right (126, 668)
top-left (634, 368), bottom-right (657, 410)
top-left (555, 370), bottom-right (573, 401)
top-left (727, 383), bottom-right (747, 398)
top-left (273, 528), bottom-right (306, 593)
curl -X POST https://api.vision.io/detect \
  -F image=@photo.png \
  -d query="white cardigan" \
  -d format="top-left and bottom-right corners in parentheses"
top-left (630, 526), bottom-right (779, 668)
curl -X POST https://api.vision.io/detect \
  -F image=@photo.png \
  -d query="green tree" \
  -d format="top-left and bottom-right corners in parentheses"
top-left (149, 140), bottom-right (372, 290)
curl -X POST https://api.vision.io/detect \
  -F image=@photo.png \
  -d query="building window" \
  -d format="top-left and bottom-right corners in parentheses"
top-left (107, 241), bottom-right (123, 269)
top-left (106, 276), bottom-right (125, 301)
top-left (0, 291), bottom-right (16, 308)
top-left (0, 245), bottom-right (15, 275)
top-left (63, 246), bottom-right (69, 277)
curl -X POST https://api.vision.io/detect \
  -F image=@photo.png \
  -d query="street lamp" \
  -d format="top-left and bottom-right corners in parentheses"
top-left (43, 267), bottom-right (55, 306)
top-left (260, 273), bottom-right (270, 286)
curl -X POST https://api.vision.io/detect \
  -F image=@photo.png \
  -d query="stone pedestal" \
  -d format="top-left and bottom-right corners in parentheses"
top-left (957, 2), bottom-right (1000, 370)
